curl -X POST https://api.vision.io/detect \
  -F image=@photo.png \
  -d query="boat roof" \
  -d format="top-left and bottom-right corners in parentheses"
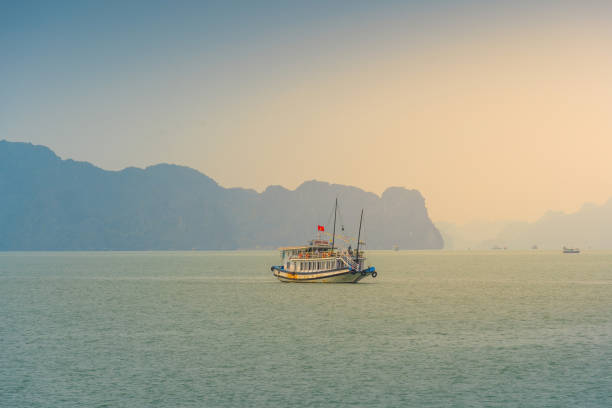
top-left (278, 245), bottom-right (310, 250)
top-left (279, 240), bottom-right (331, 251)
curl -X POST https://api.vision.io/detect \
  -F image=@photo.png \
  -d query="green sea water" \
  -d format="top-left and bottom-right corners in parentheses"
top-left (1, 250), bottom-right (611, 407)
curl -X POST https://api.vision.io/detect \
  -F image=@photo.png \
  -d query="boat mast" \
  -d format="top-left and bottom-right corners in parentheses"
top-left (355, 209), bottom-right (363, 267)
top-left (331, 198), bottom-right (337, 252)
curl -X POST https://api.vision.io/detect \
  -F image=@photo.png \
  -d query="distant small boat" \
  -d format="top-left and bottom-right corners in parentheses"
top-left (562, 246), bottom-right (580, 254)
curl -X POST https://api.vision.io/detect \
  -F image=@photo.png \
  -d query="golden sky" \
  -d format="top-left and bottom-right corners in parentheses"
top-left (4, 1), bottom-right (612, 223)
top-left (196, 6), bottom-right (612, 223)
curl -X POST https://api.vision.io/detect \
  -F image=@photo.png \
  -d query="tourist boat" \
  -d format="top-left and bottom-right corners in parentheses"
top-left (270, 201), bottom-right (377, 283)
top-left (562, 246), bottom-right (580, 254)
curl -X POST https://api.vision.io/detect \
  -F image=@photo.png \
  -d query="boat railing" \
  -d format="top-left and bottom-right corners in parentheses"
top-left (289, 250), bottom-right (335, 260)
top-left (287, 249), bottom-right (363, 270)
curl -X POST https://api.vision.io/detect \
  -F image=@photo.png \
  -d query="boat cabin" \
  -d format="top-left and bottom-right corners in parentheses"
top-left (279, 240), bottom-right (364, 273)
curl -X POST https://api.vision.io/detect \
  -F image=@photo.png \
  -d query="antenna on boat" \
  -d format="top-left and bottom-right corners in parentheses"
top-left (355, 208), bottom-right (363, 267)
top-left (331, 198), bottom-right (337, 252)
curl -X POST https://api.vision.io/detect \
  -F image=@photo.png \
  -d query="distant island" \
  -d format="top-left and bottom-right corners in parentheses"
top-left (0, 140), bottom-right (443, 250)
top-left (438, 200), bottom-right (612, 250)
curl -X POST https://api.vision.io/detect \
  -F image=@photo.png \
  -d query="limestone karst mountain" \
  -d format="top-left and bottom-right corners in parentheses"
top-left (0, 140), bottom-right (443, 250)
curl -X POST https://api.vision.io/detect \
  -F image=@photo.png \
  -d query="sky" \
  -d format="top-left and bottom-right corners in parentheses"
top-left (2, 0), bottom-right (612, 224)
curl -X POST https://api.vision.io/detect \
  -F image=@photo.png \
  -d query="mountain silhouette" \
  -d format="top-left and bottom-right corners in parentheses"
top-left (0, 140), bottom-right (443, 250)
top-left (491, 201), bottom-right (612, 249)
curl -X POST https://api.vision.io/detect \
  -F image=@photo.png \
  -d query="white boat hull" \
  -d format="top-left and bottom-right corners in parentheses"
top-left (271, 266), bottom-right (374, 283)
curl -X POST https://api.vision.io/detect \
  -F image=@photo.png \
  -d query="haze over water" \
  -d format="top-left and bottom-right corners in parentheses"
top-left (2, 251), bottom-right (611, 407)
top-left (3, 3), bottom-right (612, 406)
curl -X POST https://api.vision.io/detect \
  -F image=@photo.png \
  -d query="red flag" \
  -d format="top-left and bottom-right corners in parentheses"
top-left (317, 225), bottom-right (325, 232)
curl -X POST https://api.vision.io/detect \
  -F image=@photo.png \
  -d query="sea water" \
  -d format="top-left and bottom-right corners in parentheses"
top-left (1, 251), bottom-right (611, 407)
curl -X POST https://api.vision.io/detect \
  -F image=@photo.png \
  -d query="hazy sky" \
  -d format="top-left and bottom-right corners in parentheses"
top-left (2, 1), bottom-right (612, 223)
